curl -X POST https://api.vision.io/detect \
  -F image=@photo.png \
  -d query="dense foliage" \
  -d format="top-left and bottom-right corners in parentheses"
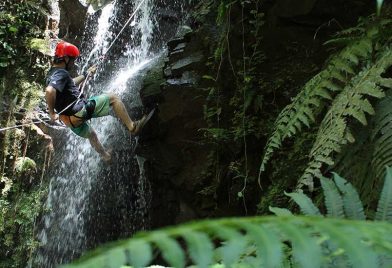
top-left (260, 13), bottom-right (392, 193)
top-left (0, 0), bottom-right (51, 267)
top-left (0, 0), bottom-right (46, 70)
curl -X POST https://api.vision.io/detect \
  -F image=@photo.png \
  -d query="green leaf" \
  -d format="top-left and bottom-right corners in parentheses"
top-left (183, 230), bottom-right (214, 268)
top-left (285, 192), bottom-right (322, 216)
top-left (152, 233), bottom-right (185, 268)
top-left (240, 222), bottom-right (282, 268)
top-left (320, 177), bottom-right (345, 218)
top-left (213, 226), bottom-right (248, 267)
top-left (104, 248), bottom-right (126, 268)
top-left (127, 240), bottom-right (152, 268)
top-left (269, 206), bottom-right (293, 216)
top-left (279, 221), bottom-right (322, 268)
top-left (376, 166), bottom-right (392, 222)
top-left (8, 26), bottom-right (18, 33)
top-left (333, 173), bottom-right (365, 220)
top-left (317, 221), bottom-right (378, 268)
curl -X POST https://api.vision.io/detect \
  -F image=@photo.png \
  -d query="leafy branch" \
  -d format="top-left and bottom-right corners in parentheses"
top-left (65, 214), bottom-right (392, 268)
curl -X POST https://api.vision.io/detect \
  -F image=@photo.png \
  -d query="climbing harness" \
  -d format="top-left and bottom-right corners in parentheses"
top-left (0, 0), bottom-right (147, 133)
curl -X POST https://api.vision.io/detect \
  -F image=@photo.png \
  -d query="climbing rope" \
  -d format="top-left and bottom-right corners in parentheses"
top-left (58, 0), bottom-right (149, 115)
top-left (0, 0), bottom-right (147, 133)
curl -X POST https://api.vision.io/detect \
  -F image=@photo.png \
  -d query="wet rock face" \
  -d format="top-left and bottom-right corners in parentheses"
top-left (58, 0), bottom-right (87, 45)
top-left (137, 0), bottom-right (376, 225)
top-left (139, 23), bottom-right (212, 226)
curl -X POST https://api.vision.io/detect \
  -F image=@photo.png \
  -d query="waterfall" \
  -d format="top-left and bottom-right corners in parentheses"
top-left (34, 0), bottom-right (168, 266)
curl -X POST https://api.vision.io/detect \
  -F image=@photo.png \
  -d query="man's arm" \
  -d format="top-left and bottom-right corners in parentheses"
top-left (73, 75), bottom-right (86, 86)
top-left (73, 65), bottom-right (97, 86)
top-left (45, 86), bottom-right (59, 122)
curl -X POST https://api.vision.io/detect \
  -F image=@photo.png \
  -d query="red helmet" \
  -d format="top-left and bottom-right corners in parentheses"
top-left (55, 41), bottom-right (80, 58)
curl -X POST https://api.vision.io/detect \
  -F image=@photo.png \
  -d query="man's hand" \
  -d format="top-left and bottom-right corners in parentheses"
top-left (86, 65), bottom-right (97, 76)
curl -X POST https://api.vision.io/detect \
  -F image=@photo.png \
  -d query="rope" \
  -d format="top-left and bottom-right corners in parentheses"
top-left (104, 0), bottom-right (147, 55)
top-left (0, 0), bottom-right (147, 133)
top-left (0, 118), bottom-right (66, 132)
top-left (58, 0), bottom-right (148, 115)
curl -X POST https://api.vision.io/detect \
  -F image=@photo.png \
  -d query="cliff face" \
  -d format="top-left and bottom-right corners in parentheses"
top-left (139, 0), bottom-right (374, 225)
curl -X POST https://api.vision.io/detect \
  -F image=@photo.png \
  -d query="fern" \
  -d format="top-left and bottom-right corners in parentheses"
top-left (320, 177), bottom-right (345, 218)
top-left (333, 172), bottom-right (366, 220)
top-left (333, 90), bottom-right (392, 206)
top-left (284, 191), bottom-right (322, 216)
top-left (371, 92), bottom-right (392, 181)
top-left (376, 166), bottom-right (392, 222)
top-left (299, 47), bottom-right (392, 189)
top-left (259, 17), bottom-right (392, 189)
top-left (259, 37), bottom-right (373, 175)
top-left (272, 167), bottom-right (392, 223)
top-left (64, 216), bottom-right (392, 268)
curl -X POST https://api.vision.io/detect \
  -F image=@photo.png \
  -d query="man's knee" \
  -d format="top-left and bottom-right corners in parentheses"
top-left (108, 94), bottom-right (120, 105)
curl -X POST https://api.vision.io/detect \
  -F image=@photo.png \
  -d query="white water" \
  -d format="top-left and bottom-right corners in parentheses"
top-left (35, 1), bottom-right (157, 266)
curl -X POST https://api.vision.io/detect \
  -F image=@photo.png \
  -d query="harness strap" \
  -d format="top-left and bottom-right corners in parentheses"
top-left (69, 115), bottom-right (77, 128)
top-left (59, 100), bottom-right (96, 128)
top-left (60, 114), bottom-right (83, 128)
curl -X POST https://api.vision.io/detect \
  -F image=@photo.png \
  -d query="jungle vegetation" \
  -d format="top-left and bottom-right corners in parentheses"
top-left (1, 0), bottom-right (392, 267)
top-left (66, 0), bottom-right (392, 267)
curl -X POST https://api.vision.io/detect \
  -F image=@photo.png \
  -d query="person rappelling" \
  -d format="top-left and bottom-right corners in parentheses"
top-left (45, 41), bottom-right (149, 162)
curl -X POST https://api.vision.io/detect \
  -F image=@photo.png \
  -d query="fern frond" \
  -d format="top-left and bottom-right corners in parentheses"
top-left (278, 221), bottom-right (322, 268)
top-left (151, 232), bottom-right (185, 268)
top-left (320, 177), bottom-right (345, 218)
top-left (300, 47), bottom-right (392, 188)
top-left (238, 221), bottom-right (283, 267)
top-left (65, 216), bottom-right (392, 268)
top-left (269, 206), bottom-right (293, 216)
top-left (285, 191), bottom-right (322, 216)
top-left (333, 91), bottom-right (392, 207)
top-left (376, 166), bottom-right (392, 222)
top-left (183, 230), bottom-right (214, 268)
top-left (260, 38), bottom-right (373, 174)
top-left (317, 220), bottom-right (378, 267)
top-left (333, 173), bottom-right (366, 220)
top-left (370, 92), bottom-right (392, 182)
top-left (324, 36), bottom-right (362, 46)
top-left (211, 225), bottom-right (248, 267)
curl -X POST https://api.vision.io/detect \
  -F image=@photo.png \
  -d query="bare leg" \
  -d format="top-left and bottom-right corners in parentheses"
top-left (88, 129), bottom-right (111, 161)
top-left (109, 94), bottom-right (135, 132)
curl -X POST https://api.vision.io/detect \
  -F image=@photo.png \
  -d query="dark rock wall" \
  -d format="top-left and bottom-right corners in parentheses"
top-left (139, 0), bottom-right (376, 225)
top-left (58, 0), bottom-right (87, 45)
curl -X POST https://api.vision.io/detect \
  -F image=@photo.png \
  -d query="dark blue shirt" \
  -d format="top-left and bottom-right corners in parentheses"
top-left (46, 68), bottom-right (86, 116)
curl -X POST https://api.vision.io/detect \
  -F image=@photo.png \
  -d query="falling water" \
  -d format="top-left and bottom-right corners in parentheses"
top-left (34, 0), bottom-right (161, 266)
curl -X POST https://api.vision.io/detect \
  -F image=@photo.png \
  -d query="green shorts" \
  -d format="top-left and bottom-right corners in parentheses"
top-left (70, 94), bottom-right (111, 138)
